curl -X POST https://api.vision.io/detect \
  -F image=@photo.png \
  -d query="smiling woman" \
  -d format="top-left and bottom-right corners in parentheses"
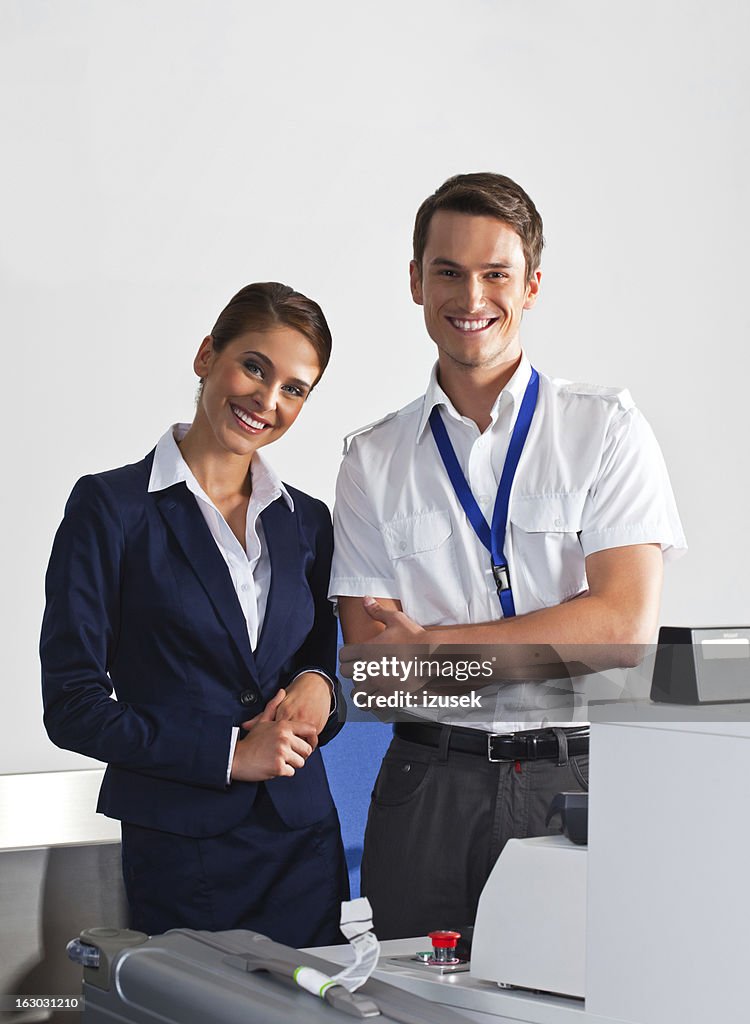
top-left (180, 284), bottom-right (331, 546)
top-left (189, 327), bottom-right (320, 463)
top-left (39, 282), bottom-right (348, 947)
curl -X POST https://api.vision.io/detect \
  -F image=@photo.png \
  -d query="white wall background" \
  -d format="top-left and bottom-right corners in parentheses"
top-left (2, 0), bottom-right (748, 773)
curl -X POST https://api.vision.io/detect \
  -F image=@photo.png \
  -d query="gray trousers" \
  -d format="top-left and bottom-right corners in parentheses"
top-left (360, 731), bottom-right (589, 940)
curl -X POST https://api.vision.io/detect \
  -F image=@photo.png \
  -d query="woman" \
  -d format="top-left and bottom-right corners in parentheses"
top-left (40, 282), bottom-right (348, 947)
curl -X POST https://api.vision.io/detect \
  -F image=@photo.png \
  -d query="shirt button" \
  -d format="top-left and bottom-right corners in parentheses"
top-left (241, 583), bottom-right (250, 592)
top-left (554, 518), bottom-right (562, 527)
top-left (399, 542), bottom-right (407, 551)
top-left (239, 690), bottom-right (258, 707)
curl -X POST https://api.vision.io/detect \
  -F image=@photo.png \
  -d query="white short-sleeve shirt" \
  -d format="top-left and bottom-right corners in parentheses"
top-left (329, 353), bottom-right (686, 731)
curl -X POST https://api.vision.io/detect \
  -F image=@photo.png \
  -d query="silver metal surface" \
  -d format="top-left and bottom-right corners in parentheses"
top-left (1, 844), bottom-right (128, 1017)
top-left (386, 955), bottom-right (470, 975)
top-left (0, 771), bottom-right (126, 1015)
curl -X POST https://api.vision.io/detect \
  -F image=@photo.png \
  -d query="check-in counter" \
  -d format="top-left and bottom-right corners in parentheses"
top-left (313, 704), bottom-right (750, 1024)
top-left (13, 707), bottom-right (750, 1023)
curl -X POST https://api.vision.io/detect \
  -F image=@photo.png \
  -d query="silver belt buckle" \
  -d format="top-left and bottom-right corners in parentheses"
top-left (487, 733), bottom-right (514, 762)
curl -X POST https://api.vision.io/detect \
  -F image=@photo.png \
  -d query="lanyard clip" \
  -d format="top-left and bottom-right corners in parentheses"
top-left (492, 563), bottom-right (511, 593)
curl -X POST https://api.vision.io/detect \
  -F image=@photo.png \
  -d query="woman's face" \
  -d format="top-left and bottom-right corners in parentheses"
top-left (193, 326), bottom-right (321, 457)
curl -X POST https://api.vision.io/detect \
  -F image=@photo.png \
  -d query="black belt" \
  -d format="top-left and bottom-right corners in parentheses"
top-left (394, 722), bottom-right (589, 763)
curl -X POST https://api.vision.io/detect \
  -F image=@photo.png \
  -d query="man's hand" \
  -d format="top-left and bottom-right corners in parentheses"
top-left (339, 596), bottom-right (431, 682)
top-left (274, 672), bottom-right (333, 735)
top-left (231, 689), bottom-right (319, 782)
top-left (360, 596), bottom-right (429, 643)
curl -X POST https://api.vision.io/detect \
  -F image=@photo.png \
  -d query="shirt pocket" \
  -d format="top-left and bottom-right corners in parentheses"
top-left (509, 493), bottom-right (588, 606)
top-left (380, 510), bottom-right (463, 625)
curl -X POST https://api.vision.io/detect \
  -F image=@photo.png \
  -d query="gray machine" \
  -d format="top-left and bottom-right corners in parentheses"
top-left (651, 625), bottom-right (750, 703)
top-left (68, 925), bottom-right (479, 1024)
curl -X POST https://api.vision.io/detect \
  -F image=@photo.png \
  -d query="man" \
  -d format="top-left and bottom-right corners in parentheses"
top-left (329, 173), bottom-right (685, 939)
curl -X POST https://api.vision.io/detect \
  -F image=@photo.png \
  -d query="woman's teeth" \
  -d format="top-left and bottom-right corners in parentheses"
top-left (231, 405), bottom-right (268, 430)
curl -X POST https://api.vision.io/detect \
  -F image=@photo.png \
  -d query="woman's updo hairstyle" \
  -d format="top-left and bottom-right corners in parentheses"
top-left (209, 282), bottom-right (332, 387)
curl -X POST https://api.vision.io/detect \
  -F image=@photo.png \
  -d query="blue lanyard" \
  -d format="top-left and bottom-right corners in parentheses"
top-left (429, 367), bottom-right (540, 618)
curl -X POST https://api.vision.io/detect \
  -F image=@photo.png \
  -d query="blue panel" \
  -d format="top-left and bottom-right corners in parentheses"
top-left (321, 718), bottom-right (391, 897)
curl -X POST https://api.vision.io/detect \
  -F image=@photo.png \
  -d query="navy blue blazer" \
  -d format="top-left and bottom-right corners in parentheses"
top-left (40, 450), bottom-right (344, 837)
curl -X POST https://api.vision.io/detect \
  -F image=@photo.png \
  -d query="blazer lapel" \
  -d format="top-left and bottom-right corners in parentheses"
top-left (155, 485), bottom-right (257, 680)
top-left (254, 497), bottom-right (300, 678)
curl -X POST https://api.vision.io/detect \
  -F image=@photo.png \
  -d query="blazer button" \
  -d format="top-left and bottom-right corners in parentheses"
top-left (239, 690), bottom-right (258, 707)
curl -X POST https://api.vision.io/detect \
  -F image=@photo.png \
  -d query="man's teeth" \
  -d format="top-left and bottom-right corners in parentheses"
top-left (451, 318), bottom-right (493, 331)
top-left (233, 405), bottom-right (267, 429)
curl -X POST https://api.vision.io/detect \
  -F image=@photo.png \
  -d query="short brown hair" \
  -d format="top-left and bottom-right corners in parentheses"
top-left (413, 173), bottom-right (544, 284)
top-left (210, 282), bottom-right (332, 383)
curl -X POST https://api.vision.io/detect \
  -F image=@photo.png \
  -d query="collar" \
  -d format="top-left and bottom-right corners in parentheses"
top-left (147, 423), bottom-right (294, 511)
top-left (416, 350), bottom-right (533, 442)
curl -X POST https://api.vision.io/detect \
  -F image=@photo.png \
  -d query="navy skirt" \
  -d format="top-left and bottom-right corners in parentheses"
top-left (121, 783), bottom-right (349, 948)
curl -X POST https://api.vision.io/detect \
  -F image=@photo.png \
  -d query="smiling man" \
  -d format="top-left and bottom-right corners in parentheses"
top-left (330, 173), bottom-right (686, 940)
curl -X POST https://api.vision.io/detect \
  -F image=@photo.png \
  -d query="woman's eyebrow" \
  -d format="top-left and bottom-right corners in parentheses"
top-left (240, 349), bottom-right (272, 365)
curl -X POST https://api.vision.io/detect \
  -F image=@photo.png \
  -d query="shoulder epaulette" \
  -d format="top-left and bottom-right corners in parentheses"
top-left (554, 379), bottom-right (634, 411)
top-left (341, 411), bottom-right (399, 455)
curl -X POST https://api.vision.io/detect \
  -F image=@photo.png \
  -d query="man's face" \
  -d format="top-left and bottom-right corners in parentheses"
top-left (410, 211), bottom-right (540, 372)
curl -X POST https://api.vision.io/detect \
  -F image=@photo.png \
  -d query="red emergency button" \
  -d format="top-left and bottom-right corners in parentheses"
top-left (427, 930), bottom-right (461, 964)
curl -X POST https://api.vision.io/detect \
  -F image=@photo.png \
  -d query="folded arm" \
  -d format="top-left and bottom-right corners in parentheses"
top-left (338, 543), bottom-right (663, 680)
